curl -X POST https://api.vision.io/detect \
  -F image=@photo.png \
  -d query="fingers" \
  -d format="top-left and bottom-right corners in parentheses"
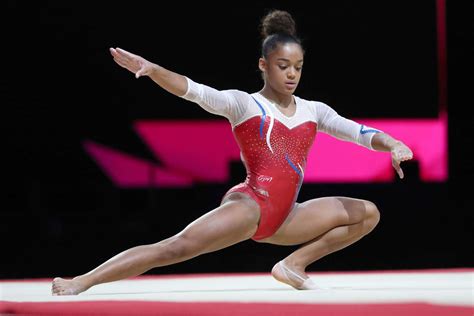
top-left (112, 47), bottom-right (137, 64)
top-left (110, 47), bottom-right (131, 57)
top-left (112, 57), bottom-right (130, 71)
top-left (397, 155), bottom-right (412, 162)
top-left (392, 151), bottom-right (406, 179)
top-left (110, 48), bottom-right (129, 64)
top-left (116, 47), bottom-right (134, 56)
top-left (393, 161), bottom-right (404, 179)
top-left (392, 153), bottom-right (405, 179)
top-left (110, 48), bottom-right (127, 63)
top-left (392, 144), bottom-right (413, 162)
top-left (395, 149), bottom-right (412, 161)
top-left (110, 47), bottom-right (136, 66)
top-left (401, 150), bottom-right (413, 161)
top-left (110, 47), bottom-right (142, 75)
top-left (390, 143), bottom-right (413, 179)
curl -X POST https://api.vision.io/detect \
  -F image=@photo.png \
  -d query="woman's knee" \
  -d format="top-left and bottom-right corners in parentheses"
top-left (332, 197), bottom-right (367, 225)
top-left (363, 200), bottom-right (380, 231)
top-left (332, 198), bottom-right (380, 228)
top-left (152, 234), bottom-right (200, 263)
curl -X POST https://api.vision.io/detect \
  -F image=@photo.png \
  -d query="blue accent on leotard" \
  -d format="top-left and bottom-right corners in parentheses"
top-left (285, 154), bottom-right (302, 177)
top-left (360, 124), bottom-right (380, 134)
top-left (251, 97), bottom-right (266, 139)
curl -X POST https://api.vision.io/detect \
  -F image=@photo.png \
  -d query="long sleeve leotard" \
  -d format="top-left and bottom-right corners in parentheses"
top-left (181, 77), bottom-right (381, 240)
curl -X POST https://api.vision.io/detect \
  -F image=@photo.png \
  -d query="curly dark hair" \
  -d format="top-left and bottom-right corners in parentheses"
top-left (260, 9), bottom-right (297, 39)
top-left (260, 10), bottom-right (303, 58)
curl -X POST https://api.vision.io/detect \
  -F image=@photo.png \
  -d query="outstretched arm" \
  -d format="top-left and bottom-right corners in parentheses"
top-left (371, 133), bottom-right (413, 179)
top-left (109, 47), bottom-right (248, 123)
top-left (315, 101), bottom-right (413, 179)
top-left (110, 47), bottom-right (187, 97)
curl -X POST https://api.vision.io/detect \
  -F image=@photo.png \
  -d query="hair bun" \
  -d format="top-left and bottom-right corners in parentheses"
top-left (260, 10), bottom-right (297, 39)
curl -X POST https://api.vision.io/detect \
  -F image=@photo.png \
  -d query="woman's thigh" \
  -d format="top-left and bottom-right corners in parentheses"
top-left (257, 196), bottom-right (375, 246)
top-left (176, 193), bottom-right (261, 254)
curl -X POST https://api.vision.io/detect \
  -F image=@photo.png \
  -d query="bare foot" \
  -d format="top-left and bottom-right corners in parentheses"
top-left (271, 260), bottom-right (319, 290)
top-left (51, 277), bottom-right (90, 296)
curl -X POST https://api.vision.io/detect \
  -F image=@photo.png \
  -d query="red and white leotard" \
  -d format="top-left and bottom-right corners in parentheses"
top-left (181, 77), bottom-right (381, 241)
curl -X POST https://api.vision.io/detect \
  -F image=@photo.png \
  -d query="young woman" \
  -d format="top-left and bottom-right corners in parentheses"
top-left (52, 10), bottom-right (412, 295)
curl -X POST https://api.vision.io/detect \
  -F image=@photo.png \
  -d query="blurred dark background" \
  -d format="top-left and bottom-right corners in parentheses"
top-left (1, 1), bottom-right (472, 279)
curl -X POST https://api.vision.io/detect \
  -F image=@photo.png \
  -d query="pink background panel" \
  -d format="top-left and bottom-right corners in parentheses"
top-left (83, 117), bottom-right (447, 188)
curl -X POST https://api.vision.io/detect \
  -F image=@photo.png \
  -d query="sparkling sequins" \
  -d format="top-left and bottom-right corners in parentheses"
top-left (227, 95), bottom-right (317, 240)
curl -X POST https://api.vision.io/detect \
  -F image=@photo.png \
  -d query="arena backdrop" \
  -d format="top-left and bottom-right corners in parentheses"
top-left (1, 0), bottom-right (472, 279)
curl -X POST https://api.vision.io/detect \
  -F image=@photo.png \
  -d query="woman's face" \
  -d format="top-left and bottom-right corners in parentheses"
top-left (259, 43), bottom-right (304, 95)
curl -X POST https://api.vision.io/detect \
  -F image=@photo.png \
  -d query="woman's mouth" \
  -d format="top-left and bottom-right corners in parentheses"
top-left (285, 82), bottom-right (297, 89)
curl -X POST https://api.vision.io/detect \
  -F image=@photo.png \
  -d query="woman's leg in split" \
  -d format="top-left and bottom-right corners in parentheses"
top-left (257, 197), bottom-right (380, 289)
top-left (52, 193), bottom-right (260, 295)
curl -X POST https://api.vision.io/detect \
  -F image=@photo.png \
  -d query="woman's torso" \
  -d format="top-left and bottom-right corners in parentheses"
top-left (231, 93), bottom-right (318, 208)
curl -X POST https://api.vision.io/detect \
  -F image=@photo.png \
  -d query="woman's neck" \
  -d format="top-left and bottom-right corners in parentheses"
top-left (259, 85), bottom-right (293, 108)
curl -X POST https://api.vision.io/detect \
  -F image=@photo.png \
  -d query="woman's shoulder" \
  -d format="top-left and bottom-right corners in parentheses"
top-left (294, 95), bottom-right (328, 107)
top-left (222, 88), bottom-right (254, 102)
top-left (294, 95), bottom-right (332, 114)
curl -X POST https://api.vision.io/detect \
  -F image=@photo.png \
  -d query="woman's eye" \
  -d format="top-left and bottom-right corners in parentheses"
top-left (296, 67), bottom-right (302, 71)
top-left (278, 65), bottom-right (288, 70)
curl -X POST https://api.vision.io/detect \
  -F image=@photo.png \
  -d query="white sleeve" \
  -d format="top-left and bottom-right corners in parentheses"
top-left (314, 101), bottom-right (382, 150)
top-left (179, 77), bottom-right (248, 124)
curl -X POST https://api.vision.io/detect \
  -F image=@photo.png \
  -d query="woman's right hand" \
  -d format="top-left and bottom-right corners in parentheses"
top-left (109, 47), bottom-right (156, 78)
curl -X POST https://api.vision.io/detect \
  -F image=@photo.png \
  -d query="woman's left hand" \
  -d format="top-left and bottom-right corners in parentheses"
top-left (391, 142), bottom-right (413, 179)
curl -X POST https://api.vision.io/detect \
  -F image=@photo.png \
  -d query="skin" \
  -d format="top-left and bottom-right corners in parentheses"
top-left (258, 42), bottom-right (304, 117)
top-left (51, 44), bottom-right (413, 295)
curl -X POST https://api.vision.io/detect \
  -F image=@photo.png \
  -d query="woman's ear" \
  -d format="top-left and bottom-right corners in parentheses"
top-left (258, 57), bottom-right (267, 73)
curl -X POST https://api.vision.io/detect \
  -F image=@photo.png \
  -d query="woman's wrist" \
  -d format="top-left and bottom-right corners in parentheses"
top-left (148, 63), bottom-right (162, 77)
top-left (387, 139), bottom-right (402, 151)
top-left (372, 133), bottom-right (400, 151)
